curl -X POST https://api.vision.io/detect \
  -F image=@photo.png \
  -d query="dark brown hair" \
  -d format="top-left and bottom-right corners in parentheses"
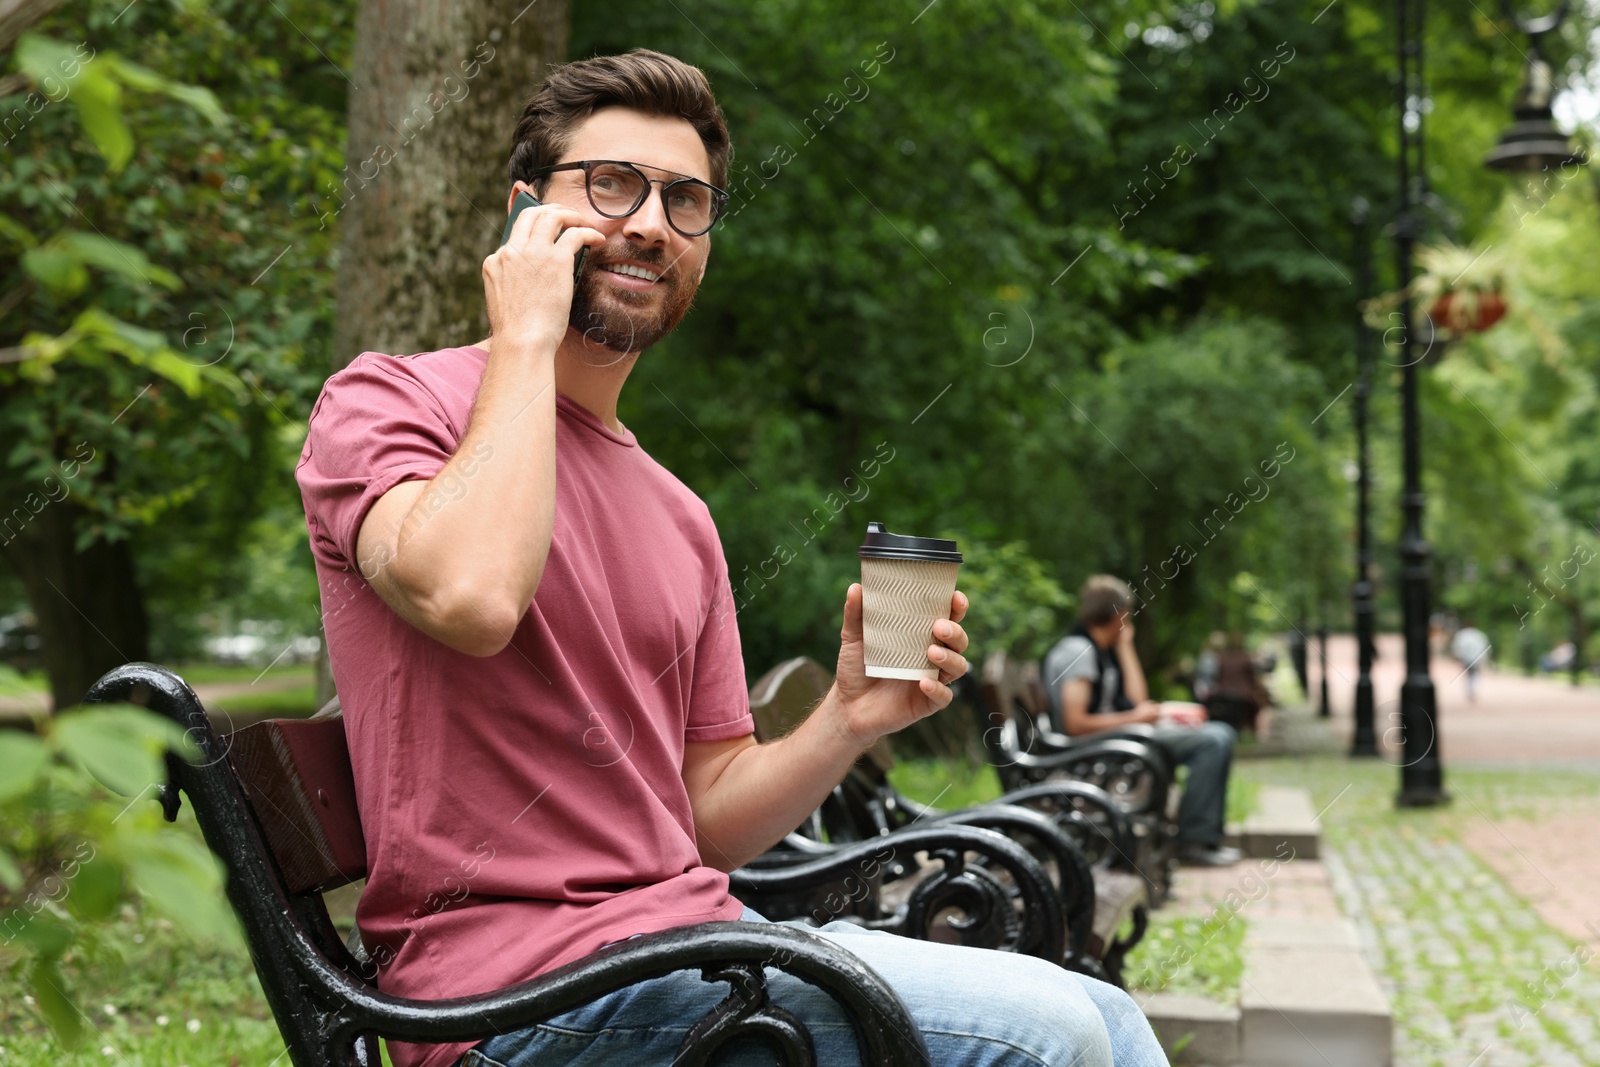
top-left (507, 49), bottom-right (731, 194)
top-left (1078, 575), bottom-right (1134, 627)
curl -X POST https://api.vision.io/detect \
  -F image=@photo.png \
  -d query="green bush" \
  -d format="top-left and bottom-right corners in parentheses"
top-left (0, 708), bottom-right (236, 1047)
top-left (947, 537), bottom-right (1074, 663)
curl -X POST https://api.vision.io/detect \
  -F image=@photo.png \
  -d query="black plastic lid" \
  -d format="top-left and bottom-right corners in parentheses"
top-left (858, 521), bottom-right (962, 563)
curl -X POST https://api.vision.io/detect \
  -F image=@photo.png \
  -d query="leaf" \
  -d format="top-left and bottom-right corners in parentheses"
top-left (64, 857), bottom-right (122, 922)
top-left (20, 246), bottom-right (89, 298)
top-left (27, 959), bottom-right (85, 1048)
top-left (67, 64), bottom-right (133, 173)
top-left (51, 706), bottom-right (194, 797)
top-left (102, 54), bottom-right (228, 127)
top-left (0, 214), bottom-right (39, 251)
top-left (12, 34), bottom-right (92, 92)
top-left (141, 348), bottom-right (203, 396)
top-left (10, 915), bottom-right (73, 959)
top-left (0, 731), bottom-right (51, 802)
top-left (118, 832), bottom-right (237, 946)
top-left (0, 847), bottom-right (21, 892)
top-left (57, 232), bottom-right (183, 291)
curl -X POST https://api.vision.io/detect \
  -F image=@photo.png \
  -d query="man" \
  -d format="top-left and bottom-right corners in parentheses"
top-left (297, 50), bottom-right (1163, 1067)
top-left (1043, 576), bottom-right (1240, 867)
top-left (1450, 621), bottom-right (1491, 702)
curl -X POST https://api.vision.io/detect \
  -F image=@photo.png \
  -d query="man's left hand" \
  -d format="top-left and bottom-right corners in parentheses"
top-left (828, 584), bottom-right (969, 748)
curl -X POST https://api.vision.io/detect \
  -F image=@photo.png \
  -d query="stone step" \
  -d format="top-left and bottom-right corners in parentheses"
top-left (1239, 917), bottom-right (1392, 1066)
top-left (1231, 785), bottom-right (1321, 860)
top-left (1140, 991), bottom-right (1239, 1065)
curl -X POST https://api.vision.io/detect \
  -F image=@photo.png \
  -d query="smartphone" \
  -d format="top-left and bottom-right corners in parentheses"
top-left (500, 189), bottom-right (587, 283)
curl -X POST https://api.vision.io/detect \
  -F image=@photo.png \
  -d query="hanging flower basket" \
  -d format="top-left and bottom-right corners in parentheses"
top-left (1429, 289), bottom-right (1508, 333)
top-left (1362, 241), bottom-right (1510, 343)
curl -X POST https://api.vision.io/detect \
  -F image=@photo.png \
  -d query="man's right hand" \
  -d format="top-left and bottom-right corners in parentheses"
top-left (482, 200), bottom-right (604, 348)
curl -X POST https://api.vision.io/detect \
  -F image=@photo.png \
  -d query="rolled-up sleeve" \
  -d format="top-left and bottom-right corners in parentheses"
top-left (683, 540), bottom-right (754, 743)
top-left (296, 355), bottom-right (456, 571)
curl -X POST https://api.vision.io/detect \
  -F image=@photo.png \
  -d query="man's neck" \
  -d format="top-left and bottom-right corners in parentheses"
top-left (472, 329), bottom-right (639, 433)
top-left (1087, 624), bottom-right (1117, 650)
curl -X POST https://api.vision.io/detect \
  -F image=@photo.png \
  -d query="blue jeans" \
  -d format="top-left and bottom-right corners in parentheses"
top-left (457, 907), bottom-right (1166, 1066)
top-left (1150, 721), bottom-right (1235, 847)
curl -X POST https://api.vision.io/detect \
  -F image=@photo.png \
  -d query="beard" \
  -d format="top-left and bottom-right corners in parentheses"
top-left (569, 239), bottom-right (700, 357)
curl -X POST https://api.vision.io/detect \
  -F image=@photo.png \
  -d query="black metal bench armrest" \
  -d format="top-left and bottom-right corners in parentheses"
top-left (333, 921), bottom-right (929, 1065)
top-left (733, 826), bottom-right (1064, 967)
top-left (83, 664), bottom-right (930, 1067)
top-left (991, 781), bottom-right (1144, 872)
top-left (922, 804), bottom-right (1095, 968)
top-left (997, 739), bottom-right (1172, 820)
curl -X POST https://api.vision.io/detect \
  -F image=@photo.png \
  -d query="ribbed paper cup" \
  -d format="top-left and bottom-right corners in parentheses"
top-left (858, 523), bottom-right (963, 681)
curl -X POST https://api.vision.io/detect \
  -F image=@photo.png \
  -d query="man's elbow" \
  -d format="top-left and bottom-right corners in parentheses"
top-left (395, 575), bottom-right (525, 657)
top-left (437, 596), bottom-right (523, 657)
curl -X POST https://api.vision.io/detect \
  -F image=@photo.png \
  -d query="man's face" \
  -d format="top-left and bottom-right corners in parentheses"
top-left (510, 107), bottom-right (713, 357)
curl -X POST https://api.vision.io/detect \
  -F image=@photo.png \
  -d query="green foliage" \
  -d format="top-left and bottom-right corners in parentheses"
top-left (946, 539), bottom-right (1073, 662)
top-left (886, 758), bottom-right (1003, 811)
top-left (1, 0), bottom-right (349, 659)
top-left (0, 708), bottom-right (236, 1047)
top-left (0, 899), bottom-right (283, 1062)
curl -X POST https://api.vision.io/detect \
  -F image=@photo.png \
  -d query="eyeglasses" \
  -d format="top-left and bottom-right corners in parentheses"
top-left (529, 159), bottom-right (728, 238)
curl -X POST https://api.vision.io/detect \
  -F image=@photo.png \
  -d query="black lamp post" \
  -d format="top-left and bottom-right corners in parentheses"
top-left (1483, 2), bottom-right (1585, 174)
top-left (1350, 198), bottom-right (1379, 758)
top-left (1394, 0), bottom-right (1449, 807)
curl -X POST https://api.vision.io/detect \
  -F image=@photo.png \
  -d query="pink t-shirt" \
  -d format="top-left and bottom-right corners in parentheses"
top-left (295, 344), bottom-right (751, 1067)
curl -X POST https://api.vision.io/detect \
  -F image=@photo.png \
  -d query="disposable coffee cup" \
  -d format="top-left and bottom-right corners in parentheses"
top-left (858, 522), bottom-right (963, 681)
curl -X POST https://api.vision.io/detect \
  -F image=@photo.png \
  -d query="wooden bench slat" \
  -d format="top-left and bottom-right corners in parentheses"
top-left (228, 717), bottom-right (366, 895)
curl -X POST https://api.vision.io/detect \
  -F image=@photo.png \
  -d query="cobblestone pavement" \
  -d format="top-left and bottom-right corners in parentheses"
top-left (1239, 758), bottom-right (1600, 1067)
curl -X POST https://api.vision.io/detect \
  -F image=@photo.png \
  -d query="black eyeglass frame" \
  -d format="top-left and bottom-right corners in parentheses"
top-left (528, 159), bottom-right (729, 237)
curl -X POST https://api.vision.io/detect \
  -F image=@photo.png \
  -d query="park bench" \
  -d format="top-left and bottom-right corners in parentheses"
top-left (745, 657), bottom-right (1150, 986)
top-left (84, 662), bottom-right (934, 1067)
top-left (977, 650), bottom-right (1179, 905)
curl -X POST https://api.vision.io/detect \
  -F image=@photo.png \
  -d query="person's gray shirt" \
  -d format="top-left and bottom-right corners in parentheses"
top-left (1041, 633), bottom-right (1119, 727)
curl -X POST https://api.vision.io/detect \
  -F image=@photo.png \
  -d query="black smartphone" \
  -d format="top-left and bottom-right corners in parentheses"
top-left (500, 189), bottom-right (587, 283)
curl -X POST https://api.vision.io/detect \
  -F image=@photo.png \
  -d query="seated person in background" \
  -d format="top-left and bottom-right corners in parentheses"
top-left (1044, 575), bottom-right (1240, 867)
top-left (1207, 631), bottom-right (1269, 734)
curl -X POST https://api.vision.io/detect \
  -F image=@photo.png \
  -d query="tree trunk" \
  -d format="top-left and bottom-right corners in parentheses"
top-left (0, 499), bottom-right (149, 710)
top-left (315, 0), bottom-right (571, 709)
top-left (0, 0), bottom-right (64, 54)
top-left (333, 0), bottom-right (571, 368)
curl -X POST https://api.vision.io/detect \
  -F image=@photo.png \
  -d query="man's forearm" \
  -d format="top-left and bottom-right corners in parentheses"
top-left (1117, 642), bottom-right (1150, 703)
top-left (1067, 705), bottom-right (1155, 735)
top-left (689, 693), bottom-right (869, 871)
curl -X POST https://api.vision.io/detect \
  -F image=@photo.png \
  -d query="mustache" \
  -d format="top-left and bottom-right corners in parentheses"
top-left (592, 242), bottom-right (674, 277)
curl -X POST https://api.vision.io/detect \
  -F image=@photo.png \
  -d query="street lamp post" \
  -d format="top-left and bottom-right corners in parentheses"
top-left (1394, 0), bottom-right (1449, 807)
top-left (1483, 2), bottom-right (1583, 175)
top-left (1350, 198), bottom-right (1379, 758)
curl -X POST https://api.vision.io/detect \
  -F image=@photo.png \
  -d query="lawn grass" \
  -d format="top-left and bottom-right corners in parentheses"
top-left (887, 758), bottom-right (1004, 809)
top-left (0, 665), bottom-right (47, 697)
top-left (205, 682), bottom-right (320, 718)
top-left (167, 662), bottom-right (315, 687)
top-left (1123, 911), bottom-right (1247, 1001)
top-left (0, 904), bottom-right (285, 1064)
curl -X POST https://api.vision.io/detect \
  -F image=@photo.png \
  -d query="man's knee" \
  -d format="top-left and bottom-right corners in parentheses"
top-left (1203, 720), bottom-right (1236, 751)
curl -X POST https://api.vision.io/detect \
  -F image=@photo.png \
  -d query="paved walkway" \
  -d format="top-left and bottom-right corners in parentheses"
top-left (1228, 636), bottom-right (1600, 1067)
top-left (1306, 633), bottom-right (1600, 765)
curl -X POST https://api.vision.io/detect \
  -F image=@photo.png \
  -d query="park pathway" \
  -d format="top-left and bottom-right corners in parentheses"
top-left (1308, 632), bottom-right (1600, 765)
top-left (1250, 632), bottom-right (1600, 1066)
